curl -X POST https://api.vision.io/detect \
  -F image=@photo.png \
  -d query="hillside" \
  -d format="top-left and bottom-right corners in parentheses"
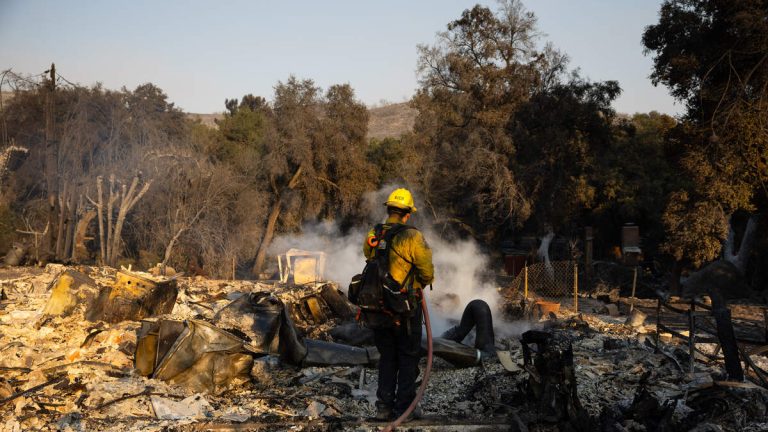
top-left (366, 102), bottom-right (417, 140)
top-left (186, 101), bottom-right (417, 140)
top-left (187, 112), bottom-right (223, 128)
top-left (0, 91), bottom-right (14, 106)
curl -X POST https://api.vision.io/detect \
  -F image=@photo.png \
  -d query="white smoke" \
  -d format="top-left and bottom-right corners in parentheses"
top-left (421, 234), bottom-right (500, 335)
top-left (269, 221), bottom-right (368, 287)
top-left (270, 186), bottom-right (517, 340)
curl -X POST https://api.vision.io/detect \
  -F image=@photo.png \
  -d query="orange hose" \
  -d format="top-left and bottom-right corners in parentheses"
top-left (384, 295), bottom-right (433, 431)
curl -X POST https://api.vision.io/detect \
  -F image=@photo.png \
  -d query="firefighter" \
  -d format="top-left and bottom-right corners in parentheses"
top-left (363, 188), bottom-right (434, 421)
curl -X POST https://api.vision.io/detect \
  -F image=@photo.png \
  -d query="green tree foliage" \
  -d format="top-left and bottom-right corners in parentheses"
top-left (412, 0), bottom-right (624, 243)
top-left (412, 1), bottom-right (556, 235)
top-left (215, 95), bottom-right (269, 165)
top-left (644, 0), bottom-right (768, 266)
top-left (512, 76), bottom-right (621, 235)
top-left (249, 78), bottom-right (375, 275)
top-left (592, 112), bottom-right (679, 254)
top-left (314, 84), bottom-right (376, 219)
top-left (661, 190), bottom-right (729, 267)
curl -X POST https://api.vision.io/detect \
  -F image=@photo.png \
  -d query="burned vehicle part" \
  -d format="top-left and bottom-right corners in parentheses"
top-left (86, 270), bottom-right (178, 323)
top-left (40, 269), bottom-right (178, 323)
top-left (135, 319), bottom-right (253, 394)
top-left (212, 291), bottom-right (375, 367)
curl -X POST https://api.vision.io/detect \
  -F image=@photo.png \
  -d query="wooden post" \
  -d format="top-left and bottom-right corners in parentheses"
top-left (573, 263), bottom-right (578, 312)
top-left (523, 265), bottom-right (528, 299)
top-left (711, 302), bottom-right (744, 381)
top-left (630, 266), bottom-right (638, 313)
top-left (585, 226), bottom-right (593, 280)
top-left (764, 307), bottom-right (768, 344)
top-left (43, 63), bottom-right (58, 260)
top-left (688, 300), bottom-right (696, 374)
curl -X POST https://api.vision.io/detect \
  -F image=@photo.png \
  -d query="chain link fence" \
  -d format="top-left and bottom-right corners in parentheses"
top-left (507, 260), bottom-right (578, 311)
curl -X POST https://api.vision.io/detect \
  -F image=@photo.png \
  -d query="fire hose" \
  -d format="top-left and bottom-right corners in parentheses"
top-left (384, 293), bottom-right (433, 431)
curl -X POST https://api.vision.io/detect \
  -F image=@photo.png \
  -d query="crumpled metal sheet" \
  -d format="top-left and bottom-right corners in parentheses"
top-left (212, 291), bottom-right (308, 364)
top-left (213, 292), bottom-right (282, 354)
top-left (212, 292), bottom-right (377, 367)
top-left (149, 319), bottom-right (253, 395)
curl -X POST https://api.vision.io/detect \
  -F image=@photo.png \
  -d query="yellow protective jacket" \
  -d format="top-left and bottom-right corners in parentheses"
top-left (362, 216), bottom-right (434, 291)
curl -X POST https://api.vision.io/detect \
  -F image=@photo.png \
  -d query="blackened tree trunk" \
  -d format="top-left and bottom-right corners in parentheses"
top-left (251, 195), bottom-right (282, 278)
top-left (251, 165), bottom-right (303, 278)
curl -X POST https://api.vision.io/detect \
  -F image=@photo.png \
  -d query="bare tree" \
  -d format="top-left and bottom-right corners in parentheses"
top-left (87, 174), bottom-right (151, 266)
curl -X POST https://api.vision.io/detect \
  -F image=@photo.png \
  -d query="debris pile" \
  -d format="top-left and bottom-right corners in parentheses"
top-left (1, 264), bottom-right (767, 431)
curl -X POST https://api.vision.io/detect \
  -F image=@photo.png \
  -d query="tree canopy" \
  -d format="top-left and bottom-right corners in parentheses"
top-left (644, 0), bottom-right (768, 266)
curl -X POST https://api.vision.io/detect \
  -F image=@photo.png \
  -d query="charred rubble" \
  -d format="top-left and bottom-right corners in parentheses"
top-left (0, 264), bottom-right (767, 431)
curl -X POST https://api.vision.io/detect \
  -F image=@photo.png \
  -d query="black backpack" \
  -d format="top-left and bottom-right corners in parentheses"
top-left (348, 224), bottom-right (416, 329)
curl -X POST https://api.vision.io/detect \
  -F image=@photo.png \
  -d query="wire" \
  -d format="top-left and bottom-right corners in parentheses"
top-left (0, 69), bottom-right (44, 88)
top-left (56, 73), bottom-right (78, 88)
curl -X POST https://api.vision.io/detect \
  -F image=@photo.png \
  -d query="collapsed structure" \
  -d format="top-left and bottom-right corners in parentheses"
top-left (1, 261), bottom-right (767, 431)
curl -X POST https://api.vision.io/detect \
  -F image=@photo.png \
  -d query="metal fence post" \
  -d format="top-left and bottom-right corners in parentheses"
top-left (573, 262), bottom-right (578, 312)
top-left (523, 265), bottom-right (528, 299)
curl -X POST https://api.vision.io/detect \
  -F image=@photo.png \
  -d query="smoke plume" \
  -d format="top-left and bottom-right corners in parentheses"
top-left (270, 186), bottom-right (521, 339)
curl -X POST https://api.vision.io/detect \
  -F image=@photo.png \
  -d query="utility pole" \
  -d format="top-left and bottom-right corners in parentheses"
top-left (43, 63), bottom-right (58, 262)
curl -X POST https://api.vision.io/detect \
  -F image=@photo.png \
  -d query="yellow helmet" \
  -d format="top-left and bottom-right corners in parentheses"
top-left (384, 188), bottom-right (417, 213)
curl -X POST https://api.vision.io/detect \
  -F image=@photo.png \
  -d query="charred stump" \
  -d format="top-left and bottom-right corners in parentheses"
top-left (521, 330), bottom-right (592, 429)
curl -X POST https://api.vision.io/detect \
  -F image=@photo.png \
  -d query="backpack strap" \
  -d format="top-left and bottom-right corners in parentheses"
top-left (375, 224), bottom-right (417, 290)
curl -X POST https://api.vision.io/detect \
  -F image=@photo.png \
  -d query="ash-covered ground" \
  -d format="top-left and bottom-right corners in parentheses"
top-left (1, 265), bottom-right (767, 431)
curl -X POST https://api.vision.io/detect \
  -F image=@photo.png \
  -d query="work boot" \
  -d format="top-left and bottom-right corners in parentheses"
top-left (394, 404), bottom-right (422, 423)
top-left (374, 402), bottom-right (393, 421)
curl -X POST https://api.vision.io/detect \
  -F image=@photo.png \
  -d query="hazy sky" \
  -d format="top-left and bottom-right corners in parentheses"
top-left (0, 0), bottom-right (680, 115)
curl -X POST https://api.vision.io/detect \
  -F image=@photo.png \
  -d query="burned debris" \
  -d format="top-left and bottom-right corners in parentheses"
top-left (0, 262), bottom-right (767, 431)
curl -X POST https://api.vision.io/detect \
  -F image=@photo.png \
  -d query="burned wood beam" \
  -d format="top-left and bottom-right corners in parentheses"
top-left (711, 303), bottom-right (744, 381)
top-left (0, 376), bottom-right (66, 406)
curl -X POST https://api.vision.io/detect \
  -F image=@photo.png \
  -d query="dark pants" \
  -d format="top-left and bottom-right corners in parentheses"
top-left (373, 308), bottom-right (423, 415)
